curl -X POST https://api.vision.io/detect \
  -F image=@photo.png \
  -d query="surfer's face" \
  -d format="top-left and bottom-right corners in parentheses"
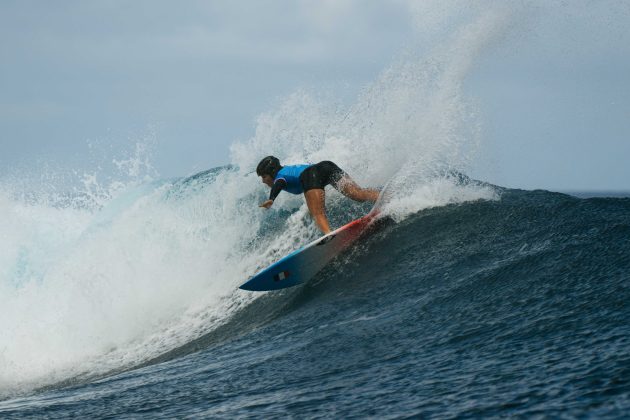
top-left (261, 175), bottom-right (274, 187)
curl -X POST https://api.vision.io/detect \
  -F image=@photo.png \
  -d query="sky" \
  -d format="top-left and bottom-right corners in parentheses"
top-left (1, 0), bottom-right (629, 191)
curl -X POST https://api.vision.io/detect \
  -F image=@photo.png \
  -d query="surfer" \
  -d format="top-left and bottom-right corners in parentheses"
top-left (256, 156), bottom-right (379, 234)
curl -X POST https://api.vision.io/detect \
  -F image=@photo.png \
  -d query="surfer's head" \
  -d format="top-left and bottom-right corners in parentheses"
top-left (256, 156), bottom-right (282, 184)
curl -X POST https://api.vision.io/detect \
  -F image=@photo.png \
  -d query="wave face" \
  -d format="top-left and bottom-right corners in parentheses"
top-left (1, 187), bottom-right (628, 418)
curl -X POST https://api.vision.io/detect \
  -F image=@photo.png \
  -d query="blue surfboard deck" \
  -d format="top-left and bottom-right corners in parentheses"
top-left (240, 187), bottom-right (388, 292)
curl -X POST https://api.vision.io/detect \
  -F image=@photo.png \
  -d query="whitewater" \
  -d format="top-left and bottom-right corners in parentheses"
top-left (2, 4), bottom-right (630, 419)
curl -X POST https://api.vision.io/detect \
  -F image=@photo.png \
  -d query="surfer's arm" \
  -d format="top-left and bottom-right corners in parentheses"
top-left (268, 178), bottom-right (286, 201)
top-left (260, 178), bottom-right (286, 209)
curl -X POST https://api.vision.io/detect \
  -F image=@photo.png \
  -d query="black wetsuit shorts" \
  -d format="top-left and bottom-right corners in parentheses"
top-left (299, 161), bottom-right (346, 192)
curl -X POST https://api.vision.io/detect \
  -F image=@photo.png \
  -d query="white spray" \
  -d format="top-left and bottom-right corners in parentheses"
top-left (0, 5), bottom-right (506, 397)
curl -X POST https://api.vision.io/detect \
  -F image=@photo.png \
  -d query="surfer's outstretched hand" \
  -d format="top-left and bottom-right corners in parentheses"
top-left (259, 200), bottom-right (274, 209)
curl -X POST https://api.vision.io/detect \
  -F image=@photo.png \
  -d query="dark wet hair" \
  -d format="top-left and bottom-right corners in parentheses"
top-left (256, 156), bottom-right (282, 177)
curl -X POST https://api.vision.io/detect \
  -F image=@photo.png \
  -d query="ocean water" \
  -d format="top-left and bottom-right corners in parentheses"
top-left (0, 177), bottom-right (628, 418)
top-left (2, 3), bottom-right (629, 418)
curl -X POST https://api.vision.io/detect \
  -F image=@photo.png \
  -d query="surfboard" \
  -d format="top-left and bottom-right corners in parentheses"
top-left (239, 187), bottom-right (388, 292)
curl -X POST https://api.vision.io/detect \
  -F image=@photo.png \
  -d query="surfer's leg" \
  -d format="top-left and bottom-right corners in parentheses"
top-left (304, 188), bottom-right (332, 234)
top-left (335, 175), bottom-right (380, 202)
top-left (313, 161), bottom-right (379, 203)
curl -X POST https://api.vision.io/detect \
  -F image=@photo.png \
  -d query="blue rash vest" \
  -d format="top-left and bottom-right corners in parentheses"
top-left (274, 164), bottom-right (311, 195)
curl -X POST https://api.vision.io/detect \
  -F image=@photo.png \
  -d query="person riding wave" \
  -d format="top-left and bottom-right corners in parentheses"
top-left (256, 156), bottom-right (379, 234)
